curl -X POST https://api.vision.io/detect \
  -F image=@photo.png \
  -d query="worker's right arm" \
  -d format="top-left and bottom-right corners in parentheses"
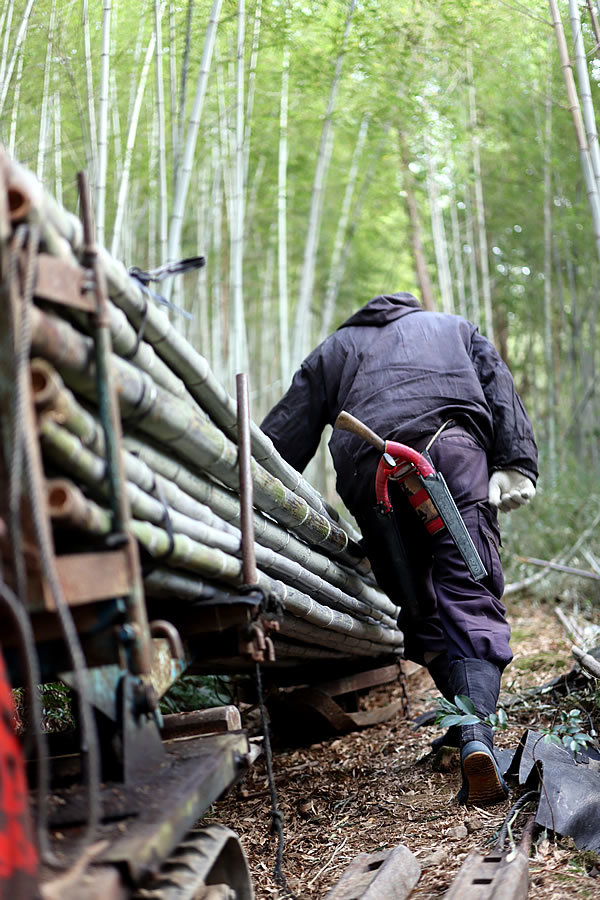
top-left (260, 351), bottom-right (331, 473)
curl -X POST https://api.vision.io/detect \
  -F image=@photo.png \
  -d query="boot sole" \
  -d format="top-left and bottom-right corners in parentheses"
top-left (463, 750), bottom-right (508, 806)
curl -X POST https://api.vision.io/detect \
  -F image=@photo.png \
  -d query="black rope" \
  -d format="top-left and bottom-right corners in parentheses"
top-left (495, 790), bottom-right (541, 848)
top-left (122, 295), bottom-right (149, 360)
top-left (255, 662), bottom-right (296, 898)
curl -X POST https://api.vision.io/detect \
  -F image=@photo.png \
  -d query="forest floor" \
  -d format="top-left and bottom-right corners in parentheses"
top-left (211, 595), bottom-right (600, 899)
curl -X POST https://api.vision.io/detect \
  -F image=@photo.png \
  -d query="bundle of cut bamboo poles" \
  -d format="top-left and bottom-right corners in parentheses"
top-left (3, 151), bottom-right (404, 663)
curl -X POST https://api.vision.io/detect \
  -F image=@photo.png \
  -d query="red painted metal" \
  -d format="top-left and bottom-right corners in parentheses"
top-left (0, 652), bottom-right (37, 897)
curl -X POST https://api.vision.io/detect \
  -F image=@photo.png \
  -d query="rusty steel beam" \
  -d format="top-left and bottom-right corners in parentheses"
top-left (318, 662), bottom-right (403, 698)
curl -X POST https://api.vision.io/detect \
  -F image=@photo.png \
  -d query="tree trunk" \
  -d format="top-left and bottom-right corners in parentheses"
top-left (320, 115), bottom-right (369, 340)
top-left (463, 185), bottom-right (480, 325)
top-left (230, 0), bottom-right (247, 380)
top-left (278, 38), bottom-right (290, 384)
top-left (111, 13), bottom-right (160, 258)
top-left (398, 132), bottom-right (435, 312)
top-left (549, 0), bottom-right (600, 265)
top-left (166, 0), bottom-right (223, 300)
top-left (7, 38), bottom-right (22, 156)
top-left (293, 0), bottom-right (358, 368)
top-left (243, 0), bottom-right (262, 201)
top-left (177, 0), bottom-right (195, 170)
top-left (154, 0), bottom-right (168, 266)
top-left (569, 0), bottom-right (600, 190)
top-left (0, 0), bottom-right (14, 96)
top-left (543, 38), bottom-right (556, 480)
top-left (0, 0), bottom-right (34, 118)
top-left (425, 139), bottom-right (454, 313)
top-left (96, 0), bottom-right (112, 247)
top-left (54, 92), bottom-right (63, 205)
top-left (449, 188), bottom-right (467, 318)
top-left (467, 52), bottom-right (494, 342)
top-left (82, 0), bottom-right (98, 184)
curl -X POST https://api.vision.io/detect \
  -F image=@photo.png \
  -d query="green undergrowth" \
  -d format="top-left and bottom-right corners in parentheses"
top-left (160, 674), bottom-right (234, 715)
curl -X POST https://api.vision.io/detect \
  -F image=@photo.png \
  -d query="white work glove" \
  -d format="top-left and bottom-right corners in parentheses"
top-left (488, 469), bottom-right (536, 512)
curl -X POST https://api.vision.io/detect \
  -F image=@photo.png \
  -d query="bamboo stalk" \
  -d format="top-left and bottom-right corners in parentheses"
top-left (82, 0), bottom-right (98, 184)
top-left (154, 0), bottom-right (168, 266)
top-left (32, 360), bottom-right (390, 617)
top-left (293, 0), bottom-right (357, 367)
top-left (167, 0), bottom-right (223, 299)
top-left (2, 146), bottom-right (356, 539)
top-left (0, 0), bottom-right (34, 118)
top-left (44, 478), bottom-right (402, 652)
top-left (39, 398), bottom-right (393, 625)
top-left (96, 0), bottom-right (112, 248)
top-left (549, 0), bottom-right (600, 265)
top-left (29, 305), bottom-right (365, 569)
top-left (111, 6), bottom-right (162, 257)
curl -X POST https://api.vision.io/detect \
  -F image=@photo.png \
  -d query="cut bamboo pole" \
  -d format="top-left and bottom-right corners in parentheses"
top-left (44, 479), bottom-right (402, 652)
top-left (28, 305), bottom-right (365, 569)
top-left (82, 0), bottom-right (97, 185)
top-left (467, 52), bottom-right (494, 342)
top-left (2, 149), bottom-right (360, 538)
top-left (32, 358), bottom-right (392, 621)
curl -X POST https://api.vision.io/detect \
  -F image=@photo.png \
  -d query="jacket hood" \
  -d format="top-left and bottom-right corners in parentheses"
top-left (337, 292), bottom-right (422, 329)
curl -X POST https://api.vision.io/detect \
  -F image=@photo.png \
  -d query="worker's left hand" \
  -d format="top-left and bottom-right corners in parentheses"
top-left (488, 469), bottom-right (536, 512)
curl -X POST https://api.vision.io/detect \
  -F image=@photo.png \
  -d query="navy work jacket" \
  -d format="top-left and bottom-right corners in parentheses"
top-left (260, 293), bottom-right (539, 517)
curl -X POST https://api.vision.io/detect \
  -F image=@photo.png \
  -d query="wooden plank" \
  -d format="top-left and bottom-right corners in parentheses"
top-left (161, 706), bottom-right (242, 739)
top-left (43, 549), bottom-right (132, 608)
top-left (443, 848), bottom-right (529, 899)
top-left (318, 663), bottom-right (402, 698)
top-left (324, 845), bottom-right (420, 899)
top-left (348, 698), bottom-right (407, 728)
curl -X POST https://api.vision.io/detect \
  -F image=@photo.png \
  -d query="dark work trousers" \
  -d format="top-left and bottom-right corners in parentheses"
top-left (361, 428), bottom-right (512, 672)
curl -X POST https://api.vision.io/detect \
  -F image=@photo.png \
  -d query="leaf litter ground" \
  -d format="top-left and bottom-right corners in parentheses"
top-left (210, 597), bottom-right (600, 898)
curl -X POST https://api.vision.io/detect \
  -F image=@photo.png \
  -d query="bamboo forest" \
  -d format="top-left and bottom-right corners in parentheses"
top-left (4, 0), bottom-right (600, 897)
top-left (3, 0), bottom-right (597, 472)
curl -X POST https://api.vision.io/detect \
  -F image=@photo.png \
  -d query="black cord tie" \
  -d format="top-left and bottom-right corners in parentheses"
top-left (255, 662), bottom-right (296, 897)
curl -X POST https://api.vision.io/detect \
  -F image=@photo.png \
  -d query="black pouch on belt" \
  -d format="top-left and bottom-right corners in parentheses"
top-left (358, 503), bottom-right (420, 625)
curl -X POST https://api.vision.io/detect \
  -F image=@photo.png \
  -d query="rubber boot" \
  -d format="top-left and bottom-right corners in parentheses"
top-left (448, 658), bottom-right (509, 806)
top-left (427, 653), bottom-right (460, 752)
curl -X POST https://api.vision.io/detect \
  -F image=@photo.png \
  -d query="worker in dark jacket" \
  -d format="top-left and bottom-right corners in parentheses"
top-left (261, 292), bottom-right (538, 806)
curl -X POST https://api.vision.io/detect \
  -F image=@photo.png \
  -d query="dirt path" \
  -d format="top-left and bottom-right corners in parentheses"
top-left (212, 597), bottom-right (600, 898)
